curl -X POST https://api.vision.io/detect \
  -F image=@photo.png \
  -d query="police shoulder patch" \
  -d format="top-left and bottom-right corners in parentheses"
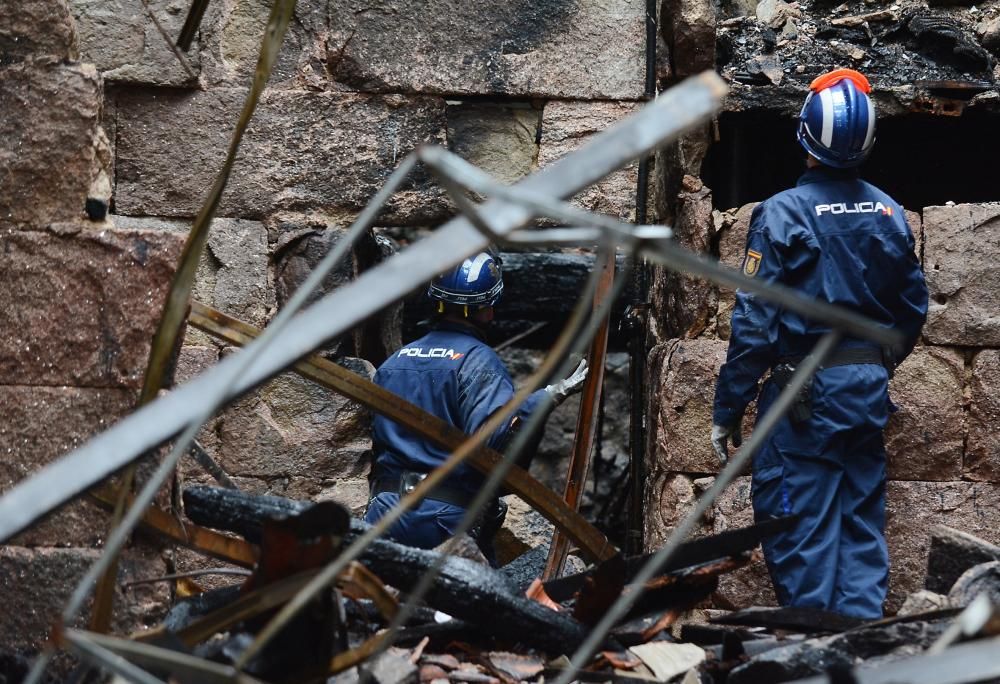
top-left (743, 249), bottom-right (763, 277)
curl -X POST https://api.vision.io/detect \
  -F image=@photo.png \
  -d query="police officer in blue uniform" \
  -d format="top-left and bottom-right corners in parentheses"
top-left (710, 69), bottom-right (928, 618)
top-left (365, 251), bottom-right (588, 562)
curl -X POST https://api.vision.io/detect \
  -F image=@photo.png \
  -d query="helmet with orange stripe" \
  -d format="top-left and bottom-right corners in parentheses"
top-left (797, 69), bottom-right (876, 168)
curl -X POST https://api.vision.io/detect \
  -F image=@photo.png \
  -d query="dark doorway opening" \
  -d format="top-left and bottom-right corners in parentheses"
top-left (702, 109), bottom-right (1000, 211)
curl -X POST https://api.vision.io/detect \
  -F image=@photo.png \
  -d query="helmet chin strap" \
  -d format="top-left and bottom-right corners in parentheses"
top-left (434, 301), bottom-right (479, 318)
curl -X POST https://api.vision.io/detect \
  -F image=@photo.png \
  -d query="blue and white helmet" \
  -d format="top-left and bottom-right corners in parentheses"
top-left (427, 252), bottom-right (503, 309)
top-left (797, 69), bottom-right (876, 168)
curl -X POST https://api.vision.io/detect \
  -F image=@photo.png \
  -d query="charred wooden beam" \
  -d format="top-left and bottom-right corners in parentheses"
top-left (728, 619), bottom-right (952, 684)
top-left (183, 485), bottom-right (309, 544)
top-left (542, 514), bottom-right (798, 602)
top-left (182, 486), bottom-right (588, 653)
top-left (710, 606), bottom-right (865, 634)
top-left (162, 585), bottom-right (243, 633)
top-left (785, 635), bottom-right (1000, 684)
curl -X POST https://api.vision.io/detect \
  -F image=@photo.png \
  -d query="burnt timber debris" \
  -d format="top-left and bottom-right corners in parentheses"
top-left (719, 0), bottom-right (999, 105)
top-left (43, 484), bottom-right (1000, 683)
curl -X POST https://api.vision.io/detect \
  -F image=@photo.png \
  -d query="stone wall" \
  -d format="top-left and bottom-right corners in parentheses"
top-left (1, 0), bottom-right (653, 652)
top-left (85, 0), bottom-right (650, 545)
top-left (0, 0), bottom-right (182, 655)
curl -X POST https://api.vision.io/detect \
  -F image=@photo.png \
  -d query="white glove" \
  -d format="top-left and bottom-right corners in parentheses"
top-left (545, 360), bottom-right (589, 405)
top-left (711, 420), bottom-right (743, 465)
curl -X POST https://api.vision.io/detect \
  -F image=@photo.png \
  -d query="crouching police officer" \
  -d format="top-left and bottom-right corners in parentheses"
top-left (364, 251), bottom-right (587, 564)
top-left (711, 70), bottom-right (928, 618)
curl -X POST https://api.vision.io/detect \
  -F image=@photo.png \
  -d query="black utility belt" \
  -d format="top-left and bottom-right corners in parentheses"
top-left (778, 346), bottom-right (888, 370)
top-left (771, 347), bottom-right (891, 424)
top-left (371, 471), bottom-right (475, 509)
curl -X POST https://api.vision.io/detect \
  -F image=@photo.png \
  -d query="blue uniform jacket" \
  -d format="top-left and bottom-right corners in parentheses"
top-left (372, 321), bottom-right (548, 494)
top-left (713, 166), bottom-right (928, 426)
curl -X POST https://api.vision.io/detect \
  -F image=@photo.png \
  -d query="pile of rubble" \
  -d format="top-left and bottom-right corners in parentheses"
top-left (715, 0), bottom-right (1000, 115)
top-left (30, 485), bottom-right (991, 684)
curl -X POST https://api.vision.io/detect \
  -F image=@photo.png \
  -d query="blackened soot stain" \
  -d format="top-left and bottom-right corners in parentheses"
top-left (477, 0), bottom-right (578, 91)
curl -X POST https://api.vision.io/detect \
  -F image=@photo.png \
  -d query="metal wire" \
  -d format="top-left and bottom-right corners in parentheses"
top-left (63, 630), bottom-right (166, 684)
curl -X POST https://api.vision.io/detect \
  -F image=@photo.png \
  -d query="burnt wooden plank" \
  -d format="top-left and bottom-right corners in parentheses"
top-left (182, 486), bottom-right (588, 653)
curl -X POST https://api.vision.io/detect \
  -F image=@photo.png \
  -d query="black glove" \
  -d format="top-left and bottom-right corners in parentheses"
top-left (710, 411), bottom-right (744, 465)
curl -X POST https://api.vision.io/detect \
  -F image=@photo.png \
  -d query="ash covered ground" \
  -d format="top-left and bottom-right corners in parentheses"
top-left (717, 0), bottom-right (1000, 99)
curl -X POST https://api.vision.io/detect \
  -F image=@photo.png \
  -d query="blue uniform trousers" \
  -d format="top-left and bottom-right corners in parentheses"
top-left (751, 363), bottom-right (890, 619)
top-left (364, 492), bottom-right (465, 550)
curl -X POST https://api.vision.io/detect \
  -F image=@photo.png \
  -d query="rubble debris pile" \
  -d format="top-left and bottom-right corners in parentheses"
top-left (718, 0), bottom-right (998, 90)
top-left (18, 484), bottom-right (1000, 683)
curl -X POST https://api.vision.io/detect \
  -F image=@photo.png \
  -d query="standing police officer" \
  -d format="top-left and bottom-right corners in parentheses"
top-left (710, 70), bottom-right (928, 618)
top-left (365, 251), bottom-right (587, 563)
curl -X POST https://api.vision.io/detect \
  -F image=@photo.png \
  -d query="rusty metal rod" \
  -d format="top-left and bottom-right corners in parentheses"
top-left (542, 251), bottom-right (615, 580)
top-left (87, 0), bottom-right (297, 640)
top-left (88, 487), bottom-right (256, 567)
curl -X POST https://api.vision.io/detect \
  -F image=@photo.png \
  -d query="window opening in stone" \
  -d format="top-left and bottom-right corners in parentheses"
top-left (702, 109), bottom-right (1000, 211)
